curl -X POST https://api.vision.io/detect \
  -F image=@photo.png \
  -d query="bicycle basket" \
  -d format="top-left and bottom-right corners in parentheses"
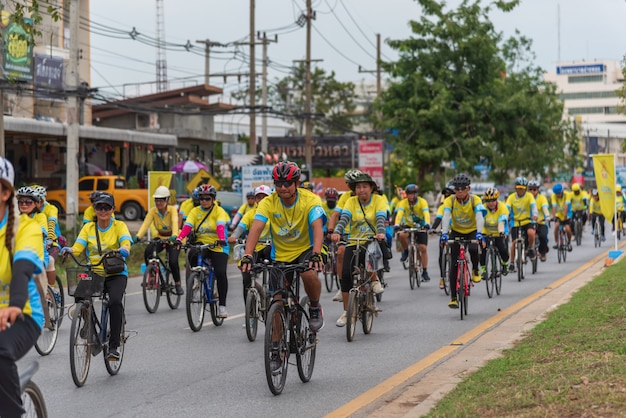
top-left (232, 243), bottom-right (245, 261)
top-left (66, 267), bottom-right (105, 298)
top-left (365, 241), bottom-right (383, 272)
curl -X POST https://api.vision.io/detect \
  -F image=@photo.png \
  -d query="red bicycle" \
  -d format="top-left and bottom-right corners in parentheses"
top-left (452, 238), bottom-right (480, 320)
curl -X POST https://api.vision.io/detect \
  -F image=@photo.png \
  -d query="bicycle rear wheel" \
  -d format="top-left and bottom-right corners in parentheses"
top-left (264, 302), bottom-right (288, 395)
top-left (375, 270), bottom-right (384, 302)
top-left (54, 275), bottom-right (65, 327)
top-left (245, 288), bottom-right (259, 342)
top-left (442, 248), bottom-right (451, 296)
top-left (21, 381), bottom-right (47, 418)
top-left (516, 240), bottom-right (525, 281)
top-left (346, 289), bottom-right (358, 342)
top-left (531, 243), bottom-right (538, 274)
top-left (323, 260), bottom-right (334, 292)
top-left (462, 262), bottom-right (470, 318)
top-left (575, 220), bottom-right (582, 246)
top-left (594, 220), bottom-right (602, 247)
top-left (165, 270), bottom-right (181, 309)
top-left (414, 247), bottom-right (422, 288)
top-left (408, 246), bottom-right (416, 290)
top-left (35, 286), bottom-right (59, 356)
top-left (361, 287), bottom-right (374, 335)
top-left (457, 261), bottom-right (465, 320)
top-left (104, 310), bottom-right (125, 376)
top-left (69, 302), bottom-right (91, 387)
top-left (186, 272), bottom-right (206, 332)
top-left (209, 277), bottom-right (224, 326)
top-left (296, 296), bottom-right (316, 383)
top-left (142, 264), bottom-right (160, 313)
top-left (485, 248), bottom-right (494, 299)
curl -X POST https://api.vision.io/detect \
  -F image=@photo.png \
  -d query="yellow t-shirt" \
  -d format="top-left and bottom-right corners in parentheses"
top-left (239, 208), bottom-right (271, 252)
top-left (534, 193), bottom-right (550, 225)
top-left (321, 201), bottom-right (336, 223)
top-left (443, 194), bottom-right (485, 234)
top-left (338, 194), bottom-right (388, 243)
top-left (254, 189), bottom-right (326, 262)
top-left (137, 205), bottom-right (179, 239)
top-left (236, 202), bottom-right (255, 218)
top-left (0, 214), bottom-right (45, 328)
top-left (71, 219), bottom-right (132, 277)
top-left (589, 198), bottom-right (603, 215)
top-left (570, 191), bottom-right (589, 211)
top-left (394, 197), bottom-right (430, 227)
top-left (179, 198), bottom-right (197, 221)
top-left (185, 204), bottom-right (231, 254)
top-left (616, 194), bottom-right (625, 212)
top-left (551, 193), bottom-right (571, 221)
top-left (505, 192), bottom-right (536, 226)
top-left (483, 201), bottom-right (509, 236)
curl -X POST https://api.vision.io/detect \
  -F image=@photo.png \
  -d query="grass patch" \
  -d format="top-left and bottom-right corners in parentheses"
top-left (426, 259), bottom-right (626, 417)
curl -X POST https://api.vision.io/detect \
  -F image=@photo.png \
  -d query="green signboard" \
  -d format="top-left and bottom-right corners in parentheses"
top-left (2, 13), bottom-right (33, 82)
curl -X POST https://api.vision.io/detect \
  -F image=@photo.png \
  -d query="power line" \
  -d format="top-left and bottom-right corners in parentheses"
top-left (322, 0), bottom-right (376, 61)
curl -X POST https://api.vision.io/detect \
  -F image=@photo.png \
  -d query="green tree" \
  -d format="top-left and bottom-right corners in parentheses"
top-left (6, 1), bottom-right (60, 40)
top-left (377, 0), bottom-right (580, 188)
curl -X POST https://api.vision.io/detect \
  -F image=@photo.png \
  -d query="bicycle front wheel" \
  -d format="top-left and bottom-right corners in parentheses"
top-left (442, 249), bottom-right (451, 296)
top-left (296, 296), bottom-right (316, 383)
top-left (209, 277), bottom-right (224, 327)
top-left (408, 247), bottom-right (416, 290)
top-left (54, 275), bottom-right (65, 327)
top-left (69, 302), bottom-right (91, 387)
top-left (414, 248), bottom-right (422, 288)
top-left (21, 381), bottom-right (47, 418)
top-left (346, 289), bottom-right (358, 342)
top-left (575, 220), bottom-right (582, 246)
top-left (165, 270), bottom-right (181, 309)
top-left (323, 261), bottom-right (334, 292)
top-left (186, 272), bottom-right (206, 332)
top-left (35, 286), bottom-right (59, 356)
top-left (361, 286), bottom-right (374, 335)
top-left (516, 241), bottom-right (525, 281)
top-left (264, 302), bottom-right (288, 395)
top-left (245, 288), bottom-right (259, 342)
top-left (104, 310), bottom-right (125, 376)
top-left (485, 249), bottom-right (494, 299)
top-left (142, 264), bottom-right (160, 313)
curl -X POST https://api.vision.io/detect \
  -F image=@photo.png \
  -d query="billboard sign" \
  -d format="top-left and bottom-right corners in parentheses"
top-left (556, 64), bottom-right (604, 75)
top-left (2, 13), bottom-right (34, 82)
top-left (241, 165), bottom-right (274, 199)
top-left (358, 140), bottom-right (384, 188)
top-left (35, 54), bottom-right (63, 99)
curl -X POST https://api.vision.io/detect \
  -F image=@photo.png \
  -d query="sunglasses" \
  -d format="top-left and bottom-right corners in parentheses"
top-left (483, 199), bottom-right (497, 203)
top-left (17, 199), bottom-right (35, 205)
top-left (274, 180), bottom-right (295, 188)
top-left (95, 205), bottom-right (113, 211)
top-left (528, 188), bottom-right (539, 191)
top-left (454, 187), bottom-right (467, 191)
top-left (154, 197), bottom-right (167, 202)
top-left (199, 196), bottom-right (213, 201)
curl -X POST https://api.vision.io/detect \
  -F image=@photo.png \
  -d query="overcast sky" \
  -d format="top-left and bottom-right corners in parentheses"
top-left (89, 0), bottom-right (626, 100)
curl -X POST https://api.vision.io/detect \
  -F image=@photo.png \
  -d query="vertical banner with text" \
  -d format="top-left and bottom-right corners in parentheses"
top-left (148, 171), bottom-right (174, 210)
top-left (592, 154), bottom-right (615, 222)
top-left (358, 140), bottom-right (384, 188)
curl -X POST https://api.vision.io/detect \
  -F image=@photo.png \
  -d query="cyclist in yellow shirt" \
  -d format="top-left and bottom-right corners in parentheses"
top-left (230, 190), bottom-right (256, 231)
top-left (527, 180), bottom-right (551, 261)
top-left (394, 184), bottom-right (431, 282)
top-left (505, 177), bottom-right (538, 272)
top-left (613, 184), bottom-right (626, 234)
top-left (480, 187), bottom-right (510, 275)
top-left (178, 190), bottom-right (199, 230)
top-left (570, 182), bottom-right (589, 232)
top-left (551, 183), bottom-right (572, 251)
top-left (440, 174), bottom-right (486, 309)
top-left (429, 181), bottom-right (454, 289)
top-left (588, 189), bottom-right (605, 241)
top-left (0, 157), bottom-right (45, 417)
top-left (240, 162), bottom-right (326, 333)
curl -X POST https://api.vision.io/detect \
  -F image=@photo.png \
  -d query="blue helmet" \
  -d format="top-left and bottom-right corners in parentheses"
top-left (552, 183), bottom-right (563, 194)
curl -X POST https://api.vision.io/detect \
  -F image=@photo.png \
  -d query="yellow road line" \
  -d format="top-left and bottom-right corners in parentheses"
top-left (325, 249), bottom-right (611, 418)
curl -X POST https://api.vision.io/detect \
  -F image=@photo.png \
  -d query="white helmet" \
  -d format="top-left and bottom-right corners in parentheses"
top-left (153, 186), bottom-right (170, 199)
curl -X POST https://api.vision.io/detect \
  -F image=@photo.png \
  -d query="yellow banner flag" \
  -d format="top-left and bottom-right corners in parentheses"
top-left (592, 154), bottom-right (615, 221)
top-left (148, 171), bottom-right (173, 210)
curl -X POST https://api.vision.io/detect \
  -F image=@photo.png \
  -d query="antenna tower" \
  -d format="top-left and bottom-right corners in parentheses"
top-left (156, 0), bottom-right (168, 92)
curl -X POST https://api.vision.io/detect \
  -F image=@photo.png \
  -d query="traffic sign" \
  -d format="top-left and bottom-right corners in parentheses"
top-left (186, 169), bottom-right (221, 193)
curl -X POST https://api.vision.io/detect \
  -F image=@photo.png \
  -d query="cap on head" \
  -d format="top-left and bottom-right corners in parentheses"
top-left (572, 183), bottom-right (581, 192)
top-left (153, 186), bottom-right (170, 199)
top-left (254, 185), bottom-right (272, 196)
top-left (616, 184), bottom-right (622, 193)
top-left (94, 192), bottom-right (115, 207)
top-left (0, 157), bottom-right (15, 188)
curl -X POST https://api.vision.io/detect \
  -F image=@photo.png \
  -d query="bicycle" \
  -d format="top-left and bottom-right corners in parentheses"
top-left (64, 251), bottom-right (131, 387)
top-left (243, 244), bottom-right (273, 342)
top-left (573, 212), bottom-right (584, 246)
top-left (512, 220), bottom-right (534, 282)
top-left (616, 211), bottom-right (624, 240)
top-left (403, 227), bottom-right (424, 290)
top-left (345, 236), bottom-right (381, 342)
top-left (142, 238), bottom-right (181, 313)
top-left (483, 236), bottom-right (503, 298)
top-left (440, 239), bottom-right (451, 296)
top-left (593, 215), bottom-right (602, 248)
top-left (451, 238), bottom-right (479, 320)
top-left (184, 242), bottom-right (224, 332)
top-left (323, 239), bottom-right (339, 292)
top-left (19, 361), bottom-right (47, 418)
top-left (34, 284), bottom-right (60, 356)
top-left (263, 261), bottom-right (317, 395)
top-left (556, 223), bottom-right (568, 264)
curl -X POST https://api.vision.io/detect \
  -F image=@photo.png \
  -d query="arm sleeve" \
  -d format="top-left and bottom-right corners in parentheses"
top-left (216, 224), bottom-right (226, 241)
top-left (177, 224), bottom-right (192, 241)
top-left (431, 217), bottom-right (441, 230)
top-left (376, 214), bottom-right (386, 234)
top-left (475, 210), bottom-right (485, 232)
top-left (334, 212), bottom-right (351, 235)
top-left (231, 225), bottom-right (245, 240)
top-left (9, 260), bottom-right (36, 309)
top-left (441, 211), bottom-right (451, 234)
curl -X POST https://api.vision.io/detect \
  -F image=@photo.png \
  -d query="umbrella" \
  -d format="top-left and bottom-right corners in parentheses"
top-left (171, 160), bottom-right (209, 174)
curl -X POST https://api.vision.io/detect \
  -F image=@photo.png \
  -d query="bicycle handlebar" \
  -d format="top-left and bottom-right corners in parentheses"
top-left (62, 250), bottom-right (120, 269)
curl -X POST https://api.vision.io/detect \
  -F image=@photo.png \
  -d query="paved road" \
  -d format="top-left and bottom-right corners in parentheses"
top-left (19, 227), bottom-right (611, 418)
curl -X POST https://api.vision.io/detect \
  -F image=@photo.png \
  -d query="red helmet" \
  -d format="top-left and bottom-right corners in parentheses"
top-left (324, 187), bottom-right (338, 200)
top-left (272, 161), bottom-right (301, 181)
top-left (195, 184), bottom-right (216, 197)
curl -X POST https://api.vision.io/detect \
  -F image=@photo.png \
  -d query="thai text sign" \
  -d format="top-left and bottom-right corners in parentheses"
top-left (268, 135), bottom-right (357, 169)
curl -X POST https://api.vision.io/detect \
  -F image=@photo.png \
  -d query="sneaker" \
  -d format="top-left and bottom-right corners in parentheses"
top-left (539, 254), bottom-right (547, 262)
top-left (336, 311), bottom-right (347, 327)
top-left (308, 305), bottom-right (324, 332)
top-left (372, 281), bottom-right (384, 294)
top-left (567, 244), bottom-right (573, 252)
top-left (509, 264), bottom-right (516, 273)
top-left (552, 244), bottom-right (558, 249)
top-left (527, 248), bottom-right (535, 259)
top-left (472, 272), bottom-right (482, 283)
top-left (400, 249), bottom-right (409, 262)
top-left (174, 284), bottom-right (184, 295)
top-left (448, 298), bottom-right (458, 309)
top-left (332, 289), bottom-right (342, 302)
top-left (439, 279), bottom-right (445, 289)
top-left (422, 271), bottom-right (430, 282)
top-left (501, 262), bottom-right (509, 276)
top-left (107, 348), bottom-right (120, 362)
top-left (218, 306), bottom-right (228, 318)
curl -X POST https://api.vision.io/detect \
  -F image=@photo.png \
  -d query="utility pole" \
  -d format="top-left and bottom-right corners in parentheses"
top-left (196, 39), bottom-right (224, 84)
top-left (249, 0), bottom-right (257, 155)
top-left (66, 0), bottom-right (81, 238)
top-left (258, 32), bottom-right (277, 154)
top-left (358, 33), bottom-right (384, 127)
top-left (304, 0), bottom-right (313, 170)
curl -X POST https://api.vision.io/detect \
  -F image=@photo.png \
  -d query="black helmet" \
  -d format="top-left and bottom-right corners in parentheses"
top-left (452, 174), bottom-right (470, 189)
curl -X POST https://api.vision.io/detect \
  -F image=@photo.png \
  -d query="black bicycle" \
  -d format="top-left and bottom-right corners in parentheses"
top-left (263, 261), bottom-right (317, 395)
top-left (64, 251), bottom-right (131, 387)
top-left (142, 238), bottom-right (181, 313)
top-left (19, 361), bottom-right (47, 418)
top-left (483, 236), bottom-right (503, 298)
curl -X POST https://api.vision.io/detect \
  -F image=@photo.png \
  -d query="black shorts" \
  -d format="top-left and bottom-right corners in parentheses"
top-left (511, 224), bottom-right (534, 240)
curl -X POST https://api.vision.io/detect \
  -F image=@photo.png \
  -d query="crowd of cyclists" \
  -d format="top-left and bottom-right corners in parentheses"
top-left (0, 153), bottom-right (622, 415)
